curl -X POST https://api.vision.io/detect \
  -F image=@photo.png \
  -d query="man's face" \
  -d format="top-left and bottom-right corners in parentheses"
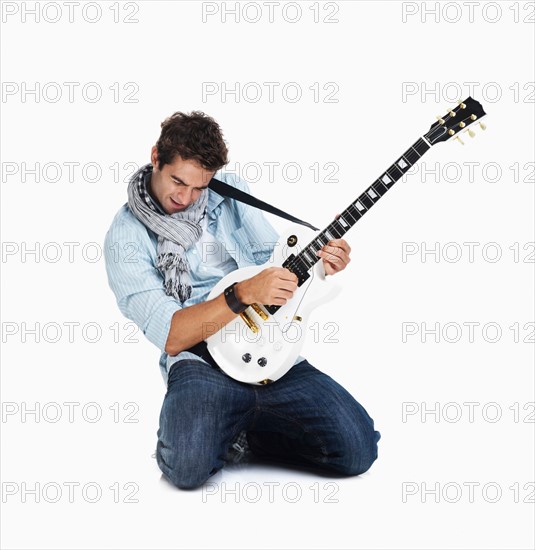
top-left (148, 146), bottom-right (215, 215)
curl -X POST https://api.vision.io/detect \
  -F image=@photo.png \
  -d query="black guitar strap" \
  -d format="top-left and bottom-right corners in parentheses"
top-left (209, 177), bottom-right (319, 231)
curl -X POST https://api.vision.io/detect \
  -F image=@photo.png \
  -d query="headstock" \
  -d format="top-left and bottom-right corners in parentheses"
top-left (425, 96), bottom-right (487, 146)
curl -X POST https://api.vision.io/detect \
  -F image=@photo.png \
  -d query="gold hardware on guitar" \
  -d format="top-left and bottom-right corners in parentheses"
top-left (240, 310), bottom-right (259, 333)
top-left (251, 303), bottom-right (268, 320)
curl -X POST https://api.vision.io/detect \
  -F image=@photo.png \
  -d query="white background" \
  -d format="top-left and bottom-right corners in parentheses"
top-left (1, 1), bottom-right (534, 549)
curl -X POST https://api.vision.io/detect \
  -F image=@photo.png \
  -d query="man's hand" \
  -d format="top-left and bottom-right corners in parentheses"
top-left (316, 238), bottom-right (351, 276)
top-left (235, 267), bottom-right (298, 306)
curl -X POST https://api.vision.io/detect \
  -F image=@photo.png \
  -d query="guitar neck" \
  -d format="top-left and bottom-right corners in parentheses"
top-left (291, 137), bottom-right (432, 271)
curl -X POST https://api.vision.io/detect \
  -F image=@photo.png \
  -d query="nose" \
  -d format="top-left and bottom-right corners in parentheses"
top-left (177, 187), bottom-right (194, 206)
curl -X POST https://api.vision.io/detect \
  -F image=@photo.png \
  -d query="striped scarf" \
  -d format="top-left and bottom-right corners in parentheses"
top-left (127, 163), bottom-right (208, 303)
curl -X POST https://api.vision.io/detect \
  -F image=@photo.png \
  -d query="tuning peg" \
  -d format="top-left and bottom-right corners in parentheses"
top-left (457, 100), bottom-right (466, 109)
top-left (454, 136), bottom-right (465, 145)
top-left (463, 128), bottom-right (476, 138)
top-left (479, 121), bottom-right (487, 130)
top-left (436, 116), bottom-right (445, 125)
top-left (448, 109), bottom-right (456, 117)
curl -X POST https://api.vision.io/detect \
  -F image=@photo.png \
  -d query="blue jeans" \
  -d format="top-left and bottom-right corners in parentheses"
top-left (156, 358), bottom-right (381, 489)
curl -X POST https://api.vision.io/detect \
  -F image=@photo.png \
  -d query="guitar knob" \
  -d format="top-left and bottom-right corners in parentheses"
top-left (242, 353), bottom-right (252, 363)
top-left (257, 357), bottom-right (268, 367)
top-left (479, 122), bottom-right (487, 131)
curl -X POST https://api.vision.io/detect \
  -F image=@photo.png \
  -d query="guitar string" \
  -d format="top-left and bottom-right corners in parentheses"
top-left (260, 109), bottom-right (478, 310)
top-left (283, 110), bottom-right (476, 277)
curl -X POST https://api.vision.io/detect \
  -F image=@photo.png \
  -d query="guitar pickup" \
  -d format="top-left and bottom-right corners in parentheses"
top-left (265, 254), bottom-right (311, 315)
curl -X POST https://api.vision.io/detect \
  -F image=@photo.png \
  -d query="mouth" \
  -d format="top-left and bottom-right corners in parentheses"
top-left (170, 197), bottom-right (184, 208)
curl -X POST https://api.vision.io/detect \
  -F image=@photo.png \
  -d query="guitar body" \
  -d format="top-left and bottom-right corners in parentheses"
top-left (205, 225), bottom-right (341, 385)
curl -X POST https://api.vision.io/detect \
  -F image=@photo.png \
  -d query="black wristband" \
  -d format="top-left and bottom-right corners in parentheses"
top-left (224, 282), bottom-right (249, 314)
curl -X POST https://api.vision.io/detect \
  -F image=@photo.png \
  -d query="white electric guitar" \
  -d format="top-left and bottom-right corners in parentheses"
top-left (206, 97), bottom-right (487, 384)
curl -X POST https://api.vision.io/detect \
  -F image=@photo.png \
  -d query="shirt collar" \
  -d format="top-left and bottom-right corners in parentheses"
top-left (207, 173), bottom-right (226, 215)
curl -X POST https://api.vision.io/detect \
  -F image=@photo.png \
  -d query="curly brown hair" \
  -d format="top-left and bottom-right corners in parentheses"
top-left (155, 111), bottom-right (228, 172)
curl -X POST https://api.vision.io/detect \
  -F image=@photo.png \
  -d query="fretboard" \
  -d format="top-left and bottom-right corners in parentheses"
top-left (286, 137), bottom-right (431, 273)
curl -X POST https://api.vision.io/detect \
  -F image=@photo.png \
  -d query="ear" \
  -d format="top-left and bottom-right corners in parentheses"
top-left (150, 146), bottom-right (159, 168)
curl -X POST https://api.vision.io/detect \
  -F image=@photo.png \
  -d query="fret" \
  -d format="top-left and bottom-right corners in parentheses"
top-left (385, 167), bottom-right (398, 180)
top-left (367, 187), bottom-right (379, 200)
top-left (397, 157), bottom-right (409, 170)
top-left (404, 148), bottom-right (421, 165)
top-left (302, 249), bottom-right (315, 263)
top-left (347, 204), bottom-right (362, 220)
top-left (338, 216), bottom-right (349, 228)
top-left (359, 194), bottom-right (374, 209)
top-left (330, 220), bottom-right (345, 235)
top-left (343, 208), bottom-right (360, 224)
top-left (389, 163), bottom-right (404, 178)
top-left (415, 138), bottom-right (429, 155)
top-left (373, 180), bottom-right (389, 194)
top-left (302, 251), bottom-right (316, 266)
top-left (380, 173), bottom-right (393, 186)
top-left (303, 247), bottom-right (316, 262)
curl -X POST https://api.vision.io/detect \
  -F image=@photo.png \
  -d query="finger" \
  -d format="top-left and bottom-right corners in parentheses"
top-left (326, 239), bottom-right (351, 255)
top-left (318, 248), bottom-right (350, 266)
top-left (280, 268), bottom-right (298, 282)
top-left (273, 289), bottom-right (294, 304)
top-left (278, 280), bottom-right (298, 292)
top-left (318, 245), bottom-right (344, 261)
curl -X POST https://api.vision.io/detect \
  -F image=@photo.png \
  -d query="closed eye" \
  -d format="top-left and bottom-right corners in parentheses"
top-left (170, 176), bottom-right (208, 191)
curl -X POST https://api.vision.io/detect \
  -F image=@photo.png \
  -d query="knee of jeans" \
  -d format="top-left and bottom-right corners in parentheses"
top-left (337, 427), bottom-right (381, 476)
top-left (156, 442), bottom-right (218, 490)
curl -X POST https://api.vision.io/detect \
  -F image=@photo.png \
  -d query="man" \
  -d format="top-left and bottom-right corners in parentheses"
top-left (104, 111), bottom-right (380, 490)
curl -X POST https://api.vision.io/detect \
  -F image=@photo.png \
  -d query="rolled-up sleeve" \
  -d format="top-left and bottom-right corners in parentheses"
top-left (103, 210), bottom-right (181, 352)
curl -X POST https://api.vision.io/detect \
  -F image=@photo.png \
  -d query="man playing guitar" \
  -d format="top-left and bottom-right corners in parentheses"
top-left (104, 111), bottom-right (381, 489)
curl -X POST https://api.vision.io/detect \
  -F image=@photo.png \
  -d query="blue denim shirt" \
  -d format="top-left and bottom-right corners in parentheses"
top-left (104, 171), bottom-right (302, 384)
